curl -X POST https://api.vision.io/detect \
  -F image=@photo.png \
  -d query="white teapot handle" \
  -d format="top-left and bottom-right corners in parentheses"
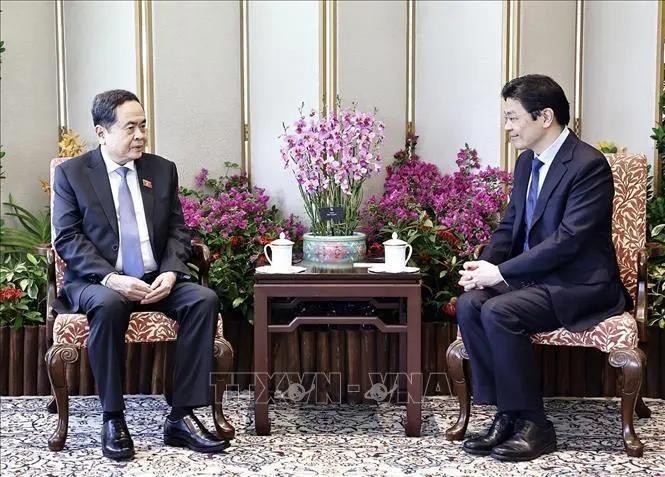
top-left (404, 244), bottom-right (413, 266)
top-left (264, 244), bottom-right (273, 265)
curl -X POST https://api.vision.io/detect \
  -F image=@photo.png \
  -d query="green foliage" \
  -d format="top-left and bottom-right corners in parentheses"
top-left (648, 261), bottom-right (665, 328)
top-left (0, 195), bottom-right (51, 254)
top-left (652, 91), bottom-right (665, 154)
top-left (380, 211), bottom-right (462, 317)
top-left (0, 253), bottom-right (47, 329)
top-left (0, 146), bottom-right (5, 180)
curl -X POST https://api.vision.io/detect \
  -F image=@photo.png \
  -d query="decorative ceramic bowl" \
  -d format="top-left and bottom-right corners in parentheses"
top-left (302, 232), bottom-right (367, 266)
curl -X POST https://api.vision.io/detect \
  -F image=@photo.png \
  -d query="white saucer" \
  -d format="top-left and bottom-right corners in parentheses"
top-left (256, 265), bottom-right (307, 274)
top-left (368, 265), bottom-right (419, 274)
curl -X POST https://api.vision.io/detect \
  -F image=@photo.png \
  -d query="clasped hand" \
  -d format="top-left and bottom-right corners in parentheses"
top-left (106, 271), bottom-right (177, 304)
top-left (458, 260), bottom-right (503, 292)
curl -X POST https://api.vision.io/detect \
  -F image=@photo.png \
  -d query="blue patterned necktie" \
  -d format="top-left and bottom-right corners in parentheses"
top-left (524, 157), bottom-right (544, 251)
top-left (115, 167), bottom-right (144, 278)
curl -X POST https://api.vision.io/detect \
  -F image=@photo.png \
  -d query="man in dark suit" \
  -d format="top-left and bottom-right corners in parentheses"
top-left (456, 75), bottom-right (631, 462)
top-left (53, 90), bottom-right (230, 460)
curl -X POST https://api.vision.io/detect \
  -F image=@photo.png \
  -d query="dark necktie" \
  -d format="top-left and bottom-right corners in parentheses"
top-left (115, 167), bottom-right (145, 278)
top-left (524, 157), bottom-right (544, 251)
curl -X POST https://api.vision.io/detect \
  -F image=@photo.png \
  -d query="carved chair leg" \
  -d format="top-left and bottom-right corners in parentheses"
top-left (211, 342), bottom-right (236, 440)
top-left (46, 397), bottom-right (58, 414)
top-left (636, 395), bottom-right (651, 419)
top-left (45, 344), bottom-right (79, 451)
top-left (609, 348), bottom-right (646, 457)
top-left (445, 339), bottom-right (471, 441)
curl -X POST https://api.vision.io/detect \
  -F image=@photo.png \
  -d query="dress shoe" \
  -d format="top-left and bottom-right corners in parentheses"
top-left (164, 414), bottom-right (230, 453)
top-left (463, 412), bottom-right (515, 456)
top-left (491, 419), bottom-right (557, 462)
top-left (101, 418), bottom-right (135, 461)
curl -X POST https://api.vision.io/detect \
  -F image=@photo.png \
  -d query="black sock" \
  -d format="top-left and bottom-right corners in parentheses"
top-left (103, 411), bottom-right (124, 423)
top-left (520, 410), bottom-right (549, 427)
top-left (499, 410), bottom-right (518, 420)
top-left (169, 406), bottom-right (192, 420)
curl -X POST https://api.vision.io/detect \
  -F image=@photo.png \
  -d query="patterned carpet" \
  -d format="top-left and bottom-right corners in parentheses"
top-left (1, 394), bottom-right (664, 476)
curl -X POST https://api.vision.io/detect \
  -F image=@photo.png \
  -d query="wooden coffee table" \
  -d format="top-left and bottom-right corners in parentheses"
top-left (253, 264), bottom-right (422, 436)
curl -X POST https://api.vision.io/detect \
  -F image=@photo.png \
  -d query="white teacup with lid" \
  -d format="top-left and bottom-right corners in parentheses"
top-left (264, 232), bottom-right (294, 272)
top-left (383, 232), bottom-right (413, 272)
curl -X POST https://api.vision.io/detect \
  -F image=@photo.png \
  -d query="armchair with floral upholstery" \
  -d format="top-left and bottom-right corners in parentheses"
top-left (445, 153), bottom-right (652, 457)
top-left (42, 157), bottom-right (236, 451)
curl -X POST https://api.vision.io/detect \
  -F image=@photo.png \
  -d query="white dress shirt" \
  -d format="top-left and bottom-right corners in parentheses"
top-left (100, 152), bottom-right (157, 283)
top-left (527, 127), bottom-right (570, 197)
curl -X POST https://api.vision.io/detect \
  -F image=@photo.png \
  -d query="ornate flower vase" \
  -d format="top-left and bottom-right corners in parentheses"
top-left (303, 232), bottom-right (367, 267)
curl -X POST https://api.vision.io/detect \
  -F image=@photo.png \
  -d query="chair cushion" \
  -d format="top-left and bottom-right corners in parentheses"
top-left (53, 311), bottom-right (227, 348)
top-left (531, 312), bottom-right (638, 353)
top-left (456, 312), bottom-right (638, 354)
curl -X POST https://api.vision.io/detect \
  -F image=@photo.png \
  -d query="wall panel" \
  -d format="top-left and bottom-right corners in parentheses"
top-left (152, 0), bottom-right (242, 186)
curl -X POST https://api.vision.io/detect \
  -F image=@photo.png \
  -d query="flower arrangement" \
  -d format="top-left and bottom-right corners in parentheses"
top-left (595, 141), bottom-right (626, 154)
top-left (361, 135), bottom-right (512, 317)
top-left (180, 162), bottom-right (304, 320)
top-left (280, 103), bottom-right (385, 236)
top-left (58, 128), bottom-right (87, 158)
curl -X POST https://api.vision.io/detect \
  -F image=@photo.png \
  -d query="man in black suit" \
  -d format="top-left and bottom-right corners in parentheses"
top-left (53, 90), bottom-right (230, 460)
top-left (456, 75), bottom-right (631, 461)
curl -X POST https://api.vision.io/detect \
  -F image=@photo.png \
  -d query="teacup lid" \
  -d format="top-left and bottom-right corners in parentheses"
top-left (270, 232), bottom-right (294, 246)
top-left (383, 232), bottom-right (408, 246)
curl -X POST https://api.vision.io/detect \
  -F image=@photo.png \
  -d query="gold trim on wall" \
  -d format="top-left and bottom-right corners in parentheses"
top-left (655, 0), bottom-right (664, 191)
top-left (319, 1), bottom-right (327, 115)
top-left (240, 0), bottom-right (251, 180)
top-left (319, 0), bottom-right (337, 115)
top-left (330, 0), bottom-right (337, 113)
top-left (500, 0), bottom-right (521, 172)
top-left (573, 0), bottom-right (584, 137)
top-left (405, 0), bottom-right (416, 137)
top-left (55, 0), bottom-right (68, 134)
top-left (135, 0), bottom-right (155, 153)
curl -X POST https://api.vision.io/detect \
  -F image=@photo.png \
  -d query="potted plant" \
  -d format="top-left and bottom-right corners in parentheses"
top-left (280, 103), bottom-right (385, 266)
top-left (179, 162), bottom-right (304, 321)
top-left (361, 135), bottom-right (512, 318)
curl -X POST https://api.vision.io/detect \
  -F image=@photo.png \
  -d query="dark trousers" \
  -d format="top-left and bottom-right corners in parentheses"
top-left (79, 281), bottom-right (219, 412)
top-left (455, 283), bottom-right (561, 412)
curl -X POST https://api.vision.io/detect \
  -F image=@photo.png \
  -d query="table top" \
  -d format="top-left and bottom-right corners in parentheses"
top-left (254, 262), bottom-right (422, 283)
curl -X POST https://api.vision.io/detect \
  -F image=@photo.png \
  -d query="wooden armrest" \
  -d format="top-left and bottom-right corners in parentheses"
top-left (35, 244), bottom-right (57, 347)
top-left (35, 244), bottom-right (57, 322)
top-left (190, 240), bottom-right (211, 287)
top-left (474, 243), bottom-right (487, 259)
top-left (636, 247), bottom-right (649, 342)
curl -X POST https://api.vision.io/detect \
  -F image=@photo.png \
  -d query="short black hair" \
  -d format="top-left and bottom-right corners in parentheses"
top-left (91, 89), bottom-right (141, 129)
top-left (501, 74), bottom-right (570, 126)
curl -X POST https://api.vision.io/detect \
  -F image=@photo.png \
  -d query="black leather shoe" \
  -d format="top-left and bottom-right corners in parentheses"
top-left (101, 418), bottom-right (135, 461)
top-left (463, 412), bottom-right (515, 456)
top-left (164, 414), bottom-right (230, 453)
top-left (490, 419), bottom-right (557, 462)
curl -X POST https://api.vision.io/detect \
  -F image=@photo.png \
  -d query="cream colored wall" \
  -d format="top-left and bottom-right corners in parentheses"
top-left (582, 0), bottom-right (658, 166)
top-left (0, 0), bottom-right (58, 214)
top-left (248, 0), bottom-right (320, 220)
top-left (63, 0), bottom-right (137, 148)
top-left (416, 1), bottom-right (504, 171)
top-left (1, 0), bottom-right (661, 219)
top-left (152, 0), bottom-right (242, 188)
top-left (519, 0), bottom-right (577, 106)
top-left (337, 0), bottom-right (407, 202)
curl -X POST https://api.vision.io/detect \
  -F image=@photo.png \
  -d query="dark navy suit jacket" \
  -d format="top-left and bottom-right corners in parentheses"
top-left (480, 131), bottom-right (632, 332)
top-left (52, 147), bottom-right (192, 313)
